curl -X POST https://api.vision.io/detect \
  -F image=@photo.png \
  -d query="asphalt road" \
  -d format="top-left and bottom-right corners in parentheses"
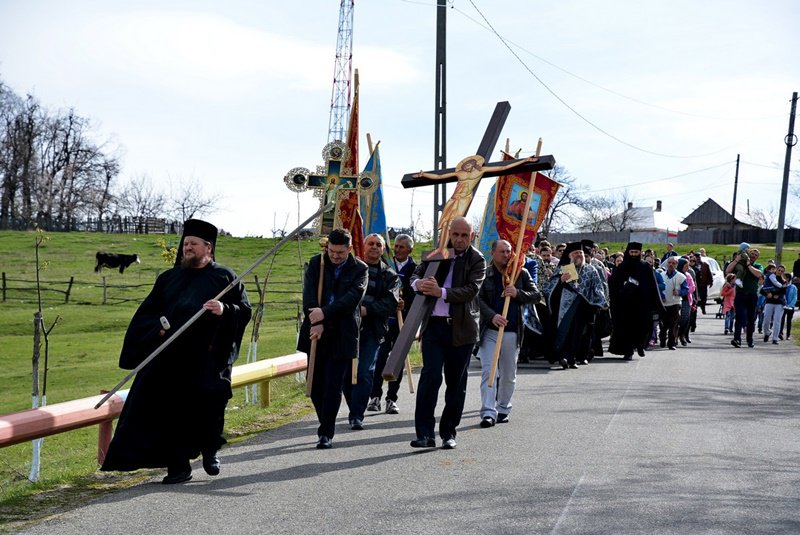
top-left (19, 313), bottom-right (800, 534)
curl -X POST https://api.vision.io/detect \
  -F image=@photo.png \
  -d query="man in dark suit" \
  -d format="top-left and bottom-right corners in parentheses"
top-left (368, 233), bottom-right (417, 414)
top-left (410, 217), bottom-right (486, 450)
top-left (297, 228), bottom-right (368, 449)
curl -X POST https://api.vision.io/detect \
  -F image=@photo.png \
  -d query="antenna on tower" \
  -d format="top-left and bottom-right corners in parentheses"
top-left (327, 0), bottom-right (355, 143)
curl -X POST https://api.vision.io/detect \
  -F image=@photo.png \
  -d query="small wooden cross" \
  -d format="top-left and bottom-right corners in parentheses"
top-left (381, 101), bottom-right (556, 381)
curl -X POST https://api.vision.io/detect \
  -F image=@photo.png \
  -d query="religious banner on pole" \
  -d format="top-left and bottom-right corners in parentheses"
top-left (359, 142), bottom-right (393, 266)
top-left (493, 152), bottom-right (560, 254)
top-left (477, 181), bottom-right (500, 259)
top-left (337, 70), bottom-right (365, 259)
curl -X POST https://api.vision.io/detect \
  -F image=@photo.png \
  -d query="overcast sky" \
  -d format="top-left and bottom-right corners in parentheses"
top-left (1, 0), bottom-right (797, 237)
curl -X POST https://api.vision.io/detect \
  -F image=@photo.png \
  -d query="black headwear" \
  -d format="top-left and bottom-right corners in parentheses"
top-left (559, 241), bottom-right (583, 266)
top-left (625, 242), bottom-right (643, 252)
top-left (174, 219), bottom-right (218, 266)
top-left (580, 239), bottom-right (595, 256)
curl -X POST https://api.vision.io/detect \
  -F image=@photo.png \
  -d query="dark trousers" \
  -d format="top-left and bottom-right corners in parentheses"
top-left (308, 352), bottom-right (350, 439)
top-left (371, 322), bottom-right (403, 402)
top-left (660, 304), bottom-right (680, 348)
top-left (697, 285), bottom-right (708, 313)
top-left (780, 308), bottom-right (794, 338)
top-left (414, 320), bottom-right (472, 441)
top-left (733, 292), bottom-right (758, 345)
top-left (343, 332), bottom-right (381, 422)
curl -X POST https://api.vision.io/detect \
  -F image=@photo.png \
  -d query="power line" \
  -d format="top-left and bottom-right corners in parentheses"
top-left (580, 161), bottom-right (734, 193)
top-left (448, 5), bottom-right (782, 123)
top-left (465, 0), bottom-right (740, 159)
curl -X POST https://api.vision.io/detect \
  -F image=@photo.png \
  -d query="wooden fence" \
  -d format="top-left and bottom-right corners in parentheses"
top-left (1, 272), bottom-right (302, 307)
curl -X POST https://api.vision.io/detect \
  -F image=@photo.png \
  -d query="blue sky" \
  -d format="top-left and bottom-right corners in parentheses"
top-left (1, 0), bottom-right (797, 236)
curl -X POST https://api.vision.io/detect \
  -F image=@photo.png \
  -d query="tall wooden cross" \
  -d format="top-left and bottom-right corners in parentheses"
top-left (285, 141), bottom-right (367, 236)
top-left (382, 101), bottom-right (556, 380)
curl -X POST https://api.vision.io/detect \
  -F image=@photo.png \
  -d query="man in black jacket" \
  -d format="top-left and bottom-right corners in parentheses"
top-left (298, 228), bottom-right (368, 449)
top-left (369, 234), bottom-right (417, 414)
top-left (410, 217), bottom-right (485, 450)
top-left (343, 233), bottom-right (399, 430)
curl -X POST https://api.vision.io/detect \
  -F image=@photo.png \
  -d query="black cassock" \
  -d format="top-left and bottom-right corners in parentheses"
top-left (607, 261), bottom-right (664, 356)
top-left (102, 263), bottom-right (251, 472)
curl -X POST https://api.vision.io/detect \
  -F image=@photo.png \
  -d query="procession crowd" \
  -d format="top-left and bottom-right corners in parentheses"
top-left (99, 217), bottom-right (800, 484)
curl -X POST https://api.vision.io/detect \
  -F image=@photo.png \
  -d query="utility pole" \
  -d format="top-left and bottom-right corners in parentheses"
top-left (730, 154), bottom-right (740, 240)
top-left (775, 91), bottom-right (798, 265)
top-left (432, 0), bottom-right (447, 246)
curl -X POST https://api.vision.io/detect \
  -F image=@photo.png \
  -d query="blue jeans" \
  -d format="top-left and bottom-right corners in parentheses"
top-left (414, 320), bottom-right (473, 441)
top-left (343, 331), bottom-right (381, 422)
top-left (724, 309), bottom-right (735, 332)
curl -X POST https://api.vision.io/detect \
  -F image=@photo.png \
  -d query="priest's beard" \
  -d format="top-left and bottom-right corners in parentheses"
top-left (573, 260), bottom-right (583, 270)
top-left (181, 255), bottom-right (204, 269)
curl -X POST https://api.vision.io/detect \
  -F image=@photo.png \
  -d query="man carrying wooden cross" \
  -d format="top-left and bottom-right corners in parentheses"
top-left (409, 216), bottom-right (485, 450)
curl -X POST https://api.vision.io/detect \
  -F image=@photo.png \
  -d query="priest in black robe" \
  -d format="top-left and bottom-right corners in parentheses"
top-left (608, 242), bottom-right (665, 360)
top-left (101, 219), bottom-right (251, 484)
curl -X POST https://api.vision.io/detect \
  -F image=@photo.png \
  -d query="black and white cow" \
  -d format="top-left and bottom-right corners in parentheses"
top-left (95, 252), bottom-right (141, 274)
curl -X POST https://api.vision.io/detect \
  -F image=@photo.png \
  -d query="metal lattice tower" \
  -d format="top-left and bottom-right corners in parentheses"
top-left (327, 0), bottom-right (355, 143)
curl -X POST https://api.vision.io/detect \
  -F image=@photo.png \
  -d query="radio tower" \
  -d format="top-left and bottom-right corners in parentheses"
top-left (327, 0), bottom-right (355, 143)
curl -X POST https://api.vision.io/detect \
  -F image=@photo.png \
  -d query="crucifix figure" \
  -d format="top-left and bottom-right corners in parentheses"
top-left (285, 141), bottom-right (371, 236)
top-left (381, 101), bottom-right (556, 381)
top-left (413, 154), bottom-right (540, 259)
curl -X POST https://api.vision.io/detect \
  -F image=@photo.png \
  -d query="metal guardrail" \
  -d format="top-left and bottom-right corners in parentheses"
top-left (0, 352), bottom-right (307, 463)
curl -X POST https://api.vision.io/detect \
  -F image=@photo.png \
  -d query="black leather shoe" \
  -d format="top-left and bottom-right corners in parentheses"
top-left (559, 358), bottom-right (569, 370)
top-left (568, 363), bottom-right (579, 369)
top-left (202, 451), bottom-right (220, 476)
top-left (316, 436), bottom-right (332, 449)
top-left (350, 418), bottom-right (364, 431)
top-left (410, 437), bottom-right (436, 448)
top-left (730, 339), bottom-right (741, 348)
top-left (623, 354), bottom-right (633, 361)
top-left (496, 413), bottom-right (509, 424)
top-left (162, 466), bottom-right (192, 485)
top-left (441, 438), bottom-right (457, 450)
top-left (480, 416), bottom-right (495, 428)
top-left (637, 347), bottom-right (645, 357)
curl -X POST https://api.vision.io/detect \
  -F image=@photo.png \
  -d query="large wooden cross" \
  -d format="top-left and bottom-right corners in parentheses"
top-left (284, 141), bottom-right (362, 236)
top-left (382, 101), bottom-right (556, 381)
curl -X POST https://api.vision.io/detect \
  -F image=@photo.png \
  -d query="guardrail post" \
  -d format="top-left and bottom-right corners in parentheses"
top-left (259, 381), bottom-right (271, 408)
top-left (102, 276), bottom-right (107, 305)
top-left (2, 272), bottom-right (6, 302)
top-left (97, 390), bottom-right (114, 464)
top-left (65, 276), bottom-right (74, 304)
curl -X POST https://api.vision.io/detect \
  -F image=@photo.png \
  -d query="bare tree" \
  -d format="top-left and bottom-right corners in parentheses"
top-left (575, 190), bottom-right (645, 232)
top-left (749, 205), bottom-right (796, 229)
top-left (116, 174), bottom-right (166, 231)
top-left (540, 165), bottom-right (585, 235)
top-left (167, 175), bottom-right (221, 222)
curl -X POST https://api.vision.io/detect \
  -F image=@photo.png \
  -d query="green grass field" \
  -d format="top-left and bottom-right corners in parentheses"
top-left (0, 229), bottom-right (797, 527)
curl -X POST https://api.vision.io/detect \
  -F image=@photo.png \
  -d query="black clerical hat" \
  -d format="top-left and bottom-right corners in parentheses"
top-left (183, 219), bottom-right (218, 245)
top-left (625, 241), bottom-right (643, 252)
top-left (580, 239), bottom-right (595, 255)
top-left (175, 219), bottom-right (218, 266)
top-left (559, 241), bottom-right (583, 265)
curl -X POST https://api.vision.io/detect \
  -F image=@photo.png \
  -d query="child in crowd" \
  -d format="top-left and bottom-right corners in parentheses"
top-left (731, 242), bottom-right (751, 288)
top-left (720, 273), bottom-right (736, 335)
top-left (779, 273), bottom-right (797, 340)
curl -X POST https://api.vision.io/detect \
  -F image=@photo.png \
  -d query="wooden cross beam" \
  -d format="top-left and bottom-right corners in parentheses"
top-left (382, 101), bottom-right (555, 381)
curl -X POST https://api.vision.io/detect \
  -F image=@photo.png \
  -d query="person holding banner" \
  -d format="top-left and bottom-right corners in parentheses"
top-left (369, 234), bottom-right (417, 414)
top-left (475, 239), bottom-right (539, 427)
top-left (101, 219), bottom-right (251, 484)
top-left (297, 228), bottom-right (368, 449)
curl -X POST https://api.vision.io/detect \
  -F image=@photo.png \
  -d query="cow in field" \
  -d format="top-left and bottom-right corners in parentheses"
top-left (95, 252), bottom-right (140, 274)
